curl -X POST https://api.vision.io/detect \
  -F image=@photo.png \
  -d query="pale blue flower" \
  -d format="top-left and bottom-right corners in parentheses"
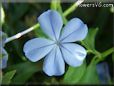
top-left (23, 10), bottom-right (88, 76)
top-left (0, 31), bottom-right (8, 69)
top-left (96, 62), bottom-right (110, 84)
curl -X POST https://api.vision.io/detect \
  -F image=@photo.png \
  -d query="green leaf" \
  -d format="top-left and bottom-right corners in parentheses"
top-left (82, 28), bottom-right (98, 51)
top-left (78, 61), bottom-right (100, 84)
top-left (2, 70), bottom-right (16, 85)
top-left (8, 61), bottom-right (41, 84)
top-left (63, 62), bottom-right (86, 84)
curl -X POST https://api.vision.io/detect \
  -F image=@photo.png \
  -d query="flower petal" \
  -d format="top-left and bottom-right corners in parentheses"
top-left (43, 46), bottom-right (65, 76)
top-left (0, 48), bottom-right (8, 69)
top-left (38, 10), bottom-right (63, 40)
top-left (60, 18), bottom-right (88, 42)
top-left (61, 43), bottom-right (87, 67)
top-left (23, 38), bottom-right (55, 62)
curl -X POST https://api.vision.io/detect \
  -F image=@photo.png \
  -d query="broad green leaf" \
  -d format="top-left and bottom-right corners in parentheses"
top-left (2, 70), bottom-right (16, 85)
top-left (78, 61), bottom-right (100, 84)
top-left (82, 28), bottom-right (98, 51)
top-left (8, 61), bottom-right (41, 84)
top-left (63, 62), bottom-right (86, 84)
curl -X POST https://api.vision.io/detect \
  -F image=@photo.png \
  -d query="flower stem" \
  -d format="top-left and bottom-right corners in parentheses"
top-left (95, 47), bottom-right (114, 63)
top-left (63, 0), bottom-right (84, 17)
top-left (51, 0), bottom-right (60, 10)
top-left (5, 23), bottom-right (40, 43)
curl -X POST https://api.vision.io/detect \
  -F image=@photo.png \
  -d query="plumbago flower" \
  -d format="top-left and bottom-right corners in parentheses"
top-left (23, 10), bottom-right (88, 76)
top-left (0, 31), bottom-right (8, 69)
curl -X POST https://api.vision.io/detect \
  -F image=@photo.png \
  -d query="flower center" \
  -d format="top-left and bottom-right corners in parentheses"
top-left (55, 40), bottom-right (61, 46)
